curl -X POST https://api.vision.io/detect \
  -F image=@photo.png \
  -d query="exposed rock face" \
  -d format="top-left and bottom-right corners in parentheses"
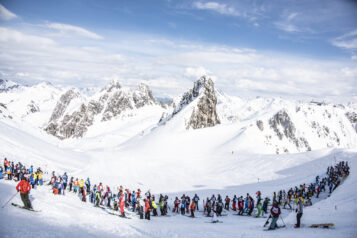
top-left (45, 81), bottom-right (159, 139)
top-left (256, 120), bottom-right (264, 131)
top-left (163, 76), bottom-right (220, 130)
top-left (49, 90), bottom-right (79, 121)
top-left (0, 79), bottom-right (20, 92)
top-left (269, 110), bottom-right (311, 151)
top-left (185, 77), bottom-right (220, 129)
top-left (27, 101), bottom-right (39, 113)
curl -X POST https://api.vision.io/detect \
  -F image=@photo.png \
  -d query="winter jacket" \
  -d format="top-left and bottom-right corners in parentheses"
top-left (152, 200), bottom-right (157, 209)
top-left (16, 179), bottom-right (31, 194)
top-left (145, 200), bottom-right (151, 213)
top-left (270, 205), bottom-right (281, 218)
top-left (190, 202), bottom-right (195, 211)
top-left (297, 200), bottom-right (303, 214)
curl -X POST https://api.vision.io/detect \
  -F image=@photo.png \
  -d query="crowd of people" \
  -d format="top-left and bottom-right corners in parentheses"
top-left (0, 158), bottom-right (350, 228)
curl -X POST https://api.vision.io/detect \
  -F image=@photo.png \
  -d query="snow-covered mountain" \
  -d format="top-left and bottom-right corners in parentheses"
top-left (0, 76), bottom-right (356, 154)
top-left (45, 81), bottom-right (166, 139)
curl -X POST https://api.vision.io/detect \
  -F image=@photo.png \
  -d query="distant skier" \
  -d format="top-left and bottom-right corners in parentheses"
top-left (224, 195), bottom-right (230, 210)
top-left (193, 194), bottom-right (199, 210)
top-left (16, 177), bottom-right (32, 209)
top-left (295, 197), bottom-right (303, 228)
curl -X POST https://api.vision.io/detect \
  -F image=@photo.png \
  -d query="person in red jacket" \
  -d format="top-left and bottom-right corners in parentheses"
top-left (16, 178), bottom-right (32, 209)
top-left (269, 201), bottom-right (281, 230)
top-left (119, 191), bottom-right (125, 217)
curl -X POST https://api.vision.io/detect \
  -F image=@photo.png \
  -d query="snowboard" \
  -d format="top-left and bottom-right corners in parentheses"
top-left (309, 223), bottom-right (334, 228)
top-left (11, 203), bottom-right (40, 212)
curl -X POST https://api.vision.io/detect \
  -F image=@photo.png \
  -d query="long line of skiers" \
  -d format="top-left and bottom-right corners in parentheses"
top-left (1, 158), bottom-right (350, 228)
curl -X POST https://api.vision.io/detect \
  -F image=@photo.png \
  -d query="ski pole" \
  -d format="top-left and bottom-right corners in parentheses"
top-left (263, 215), bottom-right (271, 227)
top-left (1, 191), bottom-right (18, 208)
top-left (280, 216), bottom-right (286, 227)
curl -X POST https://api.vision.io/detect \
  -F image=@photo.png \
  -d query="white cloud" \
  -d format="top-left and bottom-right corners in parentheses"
top-left (331, 29), bottom-right (357, 49)
top-left (0, 24), bottom-right (356, 101)
top-left (46, 23), bottom-right (103, 40)
top-left (0, 4), bottom-right (17, 21)
top-left (184, 66), bottom-right (210, 79)
top-left (193, 1), bottom-right (240, 16)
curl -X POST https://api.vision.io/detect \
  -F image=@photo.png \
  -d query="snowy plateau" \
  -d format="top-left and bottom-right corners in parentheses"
top-left (0, 76), bottom-right (357, 238)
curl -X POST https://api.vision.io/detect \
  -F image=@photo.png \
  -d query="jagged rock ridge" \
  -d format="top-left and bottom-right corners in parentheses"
top-left (45, 81), bottom-right (159, 139)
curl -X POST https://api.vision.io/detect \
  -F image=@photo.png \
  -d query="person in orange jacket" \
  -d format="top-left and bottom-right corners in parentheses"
top-left (145, 198), bottom-right (151, 220)
top-left (16, 177), bottom-right (32, 209)
top-left (190, 201), bottom-right (196, 218)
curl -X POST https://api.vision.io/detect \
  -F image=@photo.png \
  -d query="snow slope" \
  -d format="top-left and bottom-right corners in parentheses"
top-left (0, 149), bottom-right (356, 238)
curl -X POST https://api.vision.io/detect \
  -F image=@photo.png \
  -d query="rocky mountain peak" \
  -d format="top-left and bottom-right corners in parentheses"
top-left (0, 79), bottom-right (20, 92)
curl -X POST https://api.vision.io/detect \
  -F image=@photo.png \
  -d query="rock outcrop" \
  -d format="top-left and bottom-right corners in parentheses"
top-left (45, 81), bottom-right (159, 139)
top-left (269, 110), bottom-right (311, 151)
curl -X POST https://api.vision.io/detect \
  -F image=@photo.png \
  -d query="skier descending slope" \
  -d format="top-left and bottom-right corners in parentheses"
top-left (269, 201), bottom-right (281, 230)
top-left (16, 177), bottom-right (32, 209)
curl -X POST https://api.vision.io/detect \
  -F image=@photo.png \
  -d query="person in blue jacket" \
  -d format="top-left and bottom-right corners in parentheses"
top-left (30, 173), bottom-right (36, 188)
top-left (29, 165), bottom-right (33, 174)
top-left (0, 165), bottom-right (3, 179)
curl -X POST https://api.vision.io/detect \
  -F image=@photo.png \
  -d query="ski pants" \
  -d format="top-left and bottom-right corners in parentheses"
top-left (145, 210), bottom-right (151, 220)
top-left (270, 217), bottom-right (278, 229)
top-left (20, 192), bottom-right (32, 209)
top-left (195, 201), bottom-right (199, 210)
top-left (296, 213), bottom-right (303, 227)
top-left (191, 210), bottom-right (195, 217)
top-left (225, 203), bottom-right (229, 210)
top-left (232, 202), bottom-right (236, 211)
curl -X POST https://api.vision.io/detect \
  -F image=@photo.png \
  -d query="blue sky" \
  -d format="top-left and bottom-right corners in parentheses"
top-left (0, 0), bottom-right (356, 100)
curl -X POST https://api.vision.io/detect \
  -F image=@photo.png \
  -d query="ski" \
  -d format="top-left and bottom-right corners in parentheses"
top-left (11, 203), bottom-right (40, 212)
top-left (205, 221), bottom-right (223, 223)
top-left (263, 225), bottom-right (286, 231)
top-left (309, 223), bottom-right (334, 228)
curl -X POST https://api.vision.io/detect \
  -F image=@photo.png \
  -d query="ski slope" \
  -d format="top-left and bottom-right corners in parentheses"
top-left (0, 149), bottom-right (356, 238)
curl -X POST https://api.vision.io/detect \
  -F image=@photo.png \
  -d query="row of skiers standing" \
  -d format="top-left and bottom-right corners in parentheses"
top-left (2, 158), bottom-right (350, 225)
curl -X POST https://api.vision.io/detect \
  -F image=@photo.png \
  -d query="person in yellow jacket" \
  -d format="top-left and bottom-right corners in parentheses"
top-left (79, 179), bottom-right (84, 194)
top-left (151, 196), bottom-right (158, 216)
top-left (38, 171), bottom-right (43, 185)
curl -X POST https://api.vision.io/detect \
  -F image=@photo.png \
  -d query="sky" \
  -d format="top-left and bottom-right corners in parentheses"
top-left (0, 0), bottom-right (356, 101)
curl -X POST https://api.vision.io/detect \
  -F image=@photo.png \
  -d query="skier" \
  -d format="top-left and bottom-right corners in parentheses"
top-left (269, 201), bottom-right (281, 230)
top-left (62, 173), bottom-right (68, 191)
top-left (190, 201), bottom-right (196, 218)
top-left (256, 191), bottom-right (262, 207)
top-left (69, 177), bottom-right (74, 191)
top-left (295, 197), bottom-right (303, 228)
top-left (232, 195), bottom-right (237, 211)
top-left (180, 197), bottom-right (186, 215)
top-left (173, 197), bottom-right (180, 213)
top-left (151, 196), bottom-right (158, 216)
top-left (247, 197), bottom-right (255, 216)
top-left (6, 166), bottom-right (12, 180)
top-left (119, 191), bottom-right (125, 217)
top-left (85, 178), bottom-right (91, 193)
top-left (185, 195), bottom-right (191, 213)
top-left (193, 194), bottom-right (200, 210)
top-left (145, 198), bottom-right (151, 220)
top-left (16, 177), bottom-right (32, 209)
top-left (237, 196), bottom-right (244, 215)
top-left (0, 165), bottom-right (3, 179)
top-left (224, 195), bottom-right (230, 210)
top-left (138, 196), bottom-right (144, 219)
